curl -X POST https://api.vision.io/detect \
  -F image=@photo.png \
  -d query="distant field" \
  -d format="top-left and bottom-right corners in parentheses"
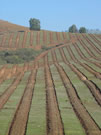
top-left (0, 30), bottom-right (70, 50)
top-left (0, 20), bottom-right (101, 135)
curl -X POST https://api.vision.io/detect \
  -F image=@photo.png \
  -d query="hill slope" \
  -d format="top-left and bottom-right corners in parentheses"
top-left (0, 20), bottom-right (101, 135)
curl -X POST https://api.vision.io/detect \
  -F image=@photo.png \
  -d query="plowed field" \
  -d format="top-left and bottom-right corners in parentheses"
top-left (0, 32), bottom-right (101, 135)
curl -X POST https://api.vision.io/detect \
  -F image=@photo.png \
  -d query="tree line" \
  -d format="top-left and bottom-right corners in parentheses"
top-left (68, 24), bottom-right (86, 33)
top-left (29, 18), bottom-right (86, 33)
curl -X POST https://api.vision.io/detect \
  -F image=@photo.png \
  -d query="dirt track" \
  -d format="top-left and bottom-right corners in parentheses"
top-left (44, 56), bottom-right (64, 135)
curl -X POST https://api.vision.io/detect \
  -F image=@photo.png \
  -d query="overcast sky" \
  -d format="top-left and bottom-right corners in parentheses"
top-left (0, 0), bottom-right (101, 31)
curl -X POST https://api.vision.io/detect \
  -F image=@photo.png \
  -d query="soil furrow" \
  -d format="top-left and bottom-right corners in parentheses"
top-left (73, 43), bottom-right (101, 68)
top-left (49, 31), bottom-right (53, 44)
top-left (44, 55), bottom-right (64, 135)
top-left (8, 33), bottom-right (14, 48)
top-left (7, 63), bottom-right (38, 135)
top-left (15, 32), bottom-right (20, 48)
top-left (78, 38), bottom-right (101, 61)
top-left (36, 31), bottom-right (40, 45)
top-left (22, 31), bottom-right (28, 48)
top-left (1, 34), bottom-right (6, 47)
top-left (89, 34), bottom-right (101, 47)
top-left (62, 32), bottom-right (67, 40)
top-left (30, 31), bottom-right (33, 46)
top-left (51, 50), bottom-right (101, 135)
top-left (59, 48), bottom-right (101, 106)
top-left (0, 71), bottom-right (24, 110)
top-left (82, 34), bottom-right (101, 55)
top-left (56, 32), bottom-right (61, 41)
top-left (43, 30), bottom-right (47, 44)
top-left (66, 45), bottom-right (101, 79)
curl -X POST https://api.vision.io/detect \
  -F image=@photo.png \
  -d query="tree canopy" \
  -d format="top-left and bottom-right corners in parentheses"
top-left (68, 24), bottom-right (78, 33)
top-left (29, 18), bottom-right (40, 31)
top-left (79, 27), bottom-right (86, 33)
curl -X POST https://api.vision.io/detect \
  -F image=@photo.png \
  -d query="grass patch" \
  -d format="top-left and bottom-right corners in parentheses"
top-left (61, 62), bottom-right (101, 128)
top-left (0, 48), bottom-right (42, 64)
top-left (0, 71), bottom-right (30, 135)
top-left (26, 68), bottom-right (46, 135)
top-left (50, 65), bottom-right (85, 135)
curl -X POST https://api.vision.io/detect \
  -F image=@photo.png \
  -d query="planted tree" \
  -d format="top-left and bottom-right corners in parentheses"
top-left (68, 24), bottom-right (78, 33)
top-left (79, 27), bottom-right (86, 33)
top-left (29, 18), bottom-right (40, 31)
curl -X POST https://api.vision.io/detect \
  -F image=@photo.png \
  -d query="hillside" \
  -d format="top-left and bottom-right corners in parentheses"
top-left (0, 20), bottom-right (29, 33)
top-left (0, 21), bottom-right (101, 135)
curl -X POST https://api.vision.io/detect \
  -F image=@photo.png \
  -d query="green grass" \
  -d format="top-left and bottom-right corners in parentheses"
top-left (4, 34), bottom-right (10, 47)
top-left (50, 65), bottom-right (85, 135)
top-left (82, 38), bottom-right (100, 57)
top-left (0, 79), bottom-right (13, 95)
top-left (70, 44), bottom-right (82, 60)
top-left (18, 32), bottom-right (24, 48)
top-left (73, 63), bottom-right (94, 80)
top-left (83, 61), bottom-right (101, 73)
top-left (63, 46), bottom-right (72, 61)
top-left (0, 48), bottom-right (42, 64)
top-left (87, 35), bottom-right (101, 52)
top-left (77, 41), bottom-right (90, 58)
top-left (11, 32), bottom-right (18, 48)
top-left (55, 49), bottom-right (63, 62)
top-left (32, 31), bottom-right (37, 47)
top-left (60, 62), bottom-right (101, 128)
top-left (60, 32), bottom-right (64, 40)
top-left (40, 31), bottom-right (44, 45)
top-left (25, 32), bottom-right (30, 47)
top-left (0, 71), bottom-right (31, 135)
top-left (26, 67), bottom-right (46, 135)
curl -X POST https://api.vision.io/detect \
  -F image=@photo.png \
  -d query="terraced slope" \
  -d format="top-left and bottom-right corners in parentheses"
top-left (0, 32), bottom-right (101, 135)
top-left (0, 31), bottom-right (70, 50)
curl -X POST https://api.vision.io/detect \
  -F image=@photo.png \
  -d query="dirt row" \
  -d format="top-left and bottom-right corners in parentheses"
top-left (59, 48), bottom-right (101, 106)
top-left (0, 71), bottom-right (24, 110)
top-left (89, 34), bottom-right (101, 46)
top-left (82, 34), bottom-right (101, 55)
top-left (43, 31), bottom-right (47, 45)
top-left (15, 32), bottom-right (20, 48)
top-left (49, 31), bottom-right (53, 44)
top-left (0, 31), bottom-right (70, 50)
top-left (7, 62), bottom-right (38, 135)
top-left (36, 31), bottom-right (40, 45)
top-left (0, 65), bottom-right (28, 109)
top-left (62, 32), bottom-right (67, 40)
top-left (51, 50), bottom-right (101, 135)
top-left (22, 31), bottom-right (28, 48)
top-left (44, 56), bottom-right (64, 135)
top-left (78, 39), bottom-right (100, 61)
top-left (66, 45), bottom-right (101, 79)
top-left (73, 42), bottom-right (101, 68)
top-left (0, 34), bottom-right (6, 47)
top-left (30, 31), bottom-right (33, 46)
top-left (8, 33), bottom-right (14, 48)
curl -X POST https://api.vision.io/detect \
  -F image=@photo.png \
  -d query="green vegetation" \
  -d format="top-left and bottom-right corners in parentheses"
top-left (0, 71), bottom-right (30, 135)
top-left (68, 25), bottom-right (87, 33)
top-left (50, 65), bottom-right (85, 135)
top-left (68, 24), bottom-right (78, 33)
top-left (79, 27), bottom-right (86, 33)
top-left (29, 18), bottom-right (40, 31)
top-left (0, 48), bottom-right (41, 64)
top-left (26, 68), bottom-right (46, 135)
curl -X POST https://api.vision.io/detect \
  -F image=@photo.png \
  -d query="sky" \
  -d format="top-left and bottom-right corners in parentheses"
top-left (0, 0), bottom-right (101, 31)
